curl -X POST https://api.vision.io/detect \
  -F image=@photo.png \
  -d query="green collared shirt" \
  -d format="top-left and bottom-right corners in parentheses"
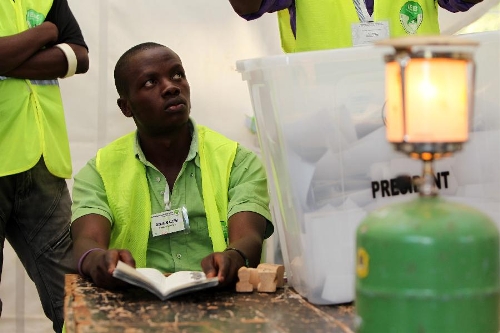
top-left (71, 122), bottom-right (273, 272)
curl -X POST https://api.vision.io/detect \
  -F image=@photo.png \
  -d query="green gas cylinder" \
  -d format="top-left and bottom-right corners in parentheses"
top-left (355, 196), bottom-right (499, 333)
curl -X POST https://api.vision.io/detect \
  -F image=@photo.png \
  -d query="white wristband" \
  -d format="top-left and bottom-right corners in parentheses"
top-left (55, 43), bottom-right (77, 78)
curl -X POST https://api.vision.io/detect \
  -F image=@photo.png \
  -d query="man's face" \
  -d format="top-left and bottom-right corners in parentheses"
top-left (118, 47), bottom-right (191, 136)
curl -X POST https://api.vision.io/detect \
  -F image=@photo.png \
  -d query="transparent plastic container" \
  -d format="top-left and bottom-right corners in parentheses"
top-left (236, 31), bottom-right (500, 304)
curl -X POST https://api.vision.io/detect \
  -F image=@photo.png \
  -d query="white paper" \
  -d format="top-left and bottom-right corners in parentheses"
top-left (112, 261), bottom-right (219, 301)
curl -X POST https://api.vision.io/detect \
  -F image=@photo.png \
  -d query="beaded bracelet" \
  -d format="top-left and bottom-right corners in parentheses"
top-left (77, 248), bottom-right (105, 277)
top-left (224, 247), bottom-right (249, 267)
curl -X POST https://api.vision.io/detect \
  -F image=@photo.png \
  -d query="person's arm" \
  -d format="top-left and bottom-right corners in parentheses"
top-left (200, 145), bottom-right (273, 286)
top-left (70, 158), bottom-right (134, 290)
top-left (226, 212), bottom-right (268, 269)
top-left (4, 43), bottom-right (88, 79)
top-left (229, 0), bottom-right (263, 15)
top-left (201, 212), bottom-right (267, 286)
top-left (71, 214), bottom-right (135, 290)
top-left (2, 0), bottom-right (89, 79)
top-left (438, 0), bottom-right (483, 12)
top-left (45, 0), bottom-right (89, 74)
top-left (229, 0), bottom-right (293, 20)
top-left (0, 22), bottom-right (58, 75)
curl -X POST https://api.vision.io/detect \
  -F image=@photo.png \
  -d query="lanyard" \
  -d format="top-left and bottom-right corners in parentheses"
top-left (163, 184), bottom-right (171, 210)
top-left (353, 0), bottom-right (373, 23)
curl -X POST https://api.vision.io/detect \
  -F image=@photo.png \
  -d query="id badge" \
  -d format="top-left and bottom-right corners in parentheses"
top-left (351, 21), bottom-right (390, 46)
top-left (151, 208), bottom-right (186, 237)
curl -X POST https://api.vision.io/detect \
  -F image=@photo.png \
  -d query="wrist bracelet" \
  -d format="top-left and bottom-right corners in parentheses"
top-left (224, 247), bottom-right (249, 267)
top-left (78, 248), bottom-right (105, 277)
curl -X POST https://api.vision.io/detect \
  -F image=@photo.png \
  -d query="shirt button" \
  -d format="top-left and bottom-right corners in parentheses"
top-left (160, 190), bottom-right (165, 195)
top-left (156, 177), bottom-right (161, 182)
top-left (176, 254), bottom-right (182, 259)
top-left (190, 173), bottom-right (194, 177)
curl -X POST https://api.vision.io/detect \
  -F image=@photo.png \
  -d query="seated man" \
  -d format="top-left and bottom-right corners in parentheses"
top-left (70, 42), bottom-right (273, 290)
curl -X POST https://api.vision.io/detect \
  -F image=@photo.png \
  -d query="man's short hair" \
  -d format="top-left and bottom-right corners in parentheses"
top-left (114, 42), bottom-right (165, 97)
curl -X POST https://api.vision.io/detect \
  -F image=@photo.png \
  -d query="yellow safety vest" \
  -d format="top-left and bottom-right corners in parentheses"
top-left (278, 0), bottom-right (440, 52)
top-left (0, 0), bottom-right (72, 178)
top-left (96, 126), bottom-right (237, 268)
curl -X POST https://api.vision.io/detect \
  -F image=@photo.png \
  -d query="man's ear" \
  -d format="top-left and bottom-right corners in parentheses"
top-left (117, 98), bottom-right (133, 117)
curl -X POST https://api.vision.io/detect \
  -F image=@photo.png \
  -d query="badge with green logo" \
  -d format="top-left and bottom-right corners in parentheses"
top-left (26, 9), bottom-right (45, 28)
top-left (400, 1), bottom-right (423, 34)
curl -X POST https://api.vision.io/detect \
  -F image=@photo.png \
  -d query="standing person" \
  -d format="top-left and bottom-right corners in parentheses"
top-left (70, 42), bottom-right (273, 291)
top-left (228, 0), bottom-right (484, 52)
top-left (0, 0), bottom-right (89, 332)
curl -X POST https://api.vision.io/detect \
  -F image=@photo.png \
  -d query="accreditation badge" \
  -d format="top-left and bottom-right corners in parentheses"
top-left (151, 207), bottom-right (190, 237)
top-left (351, 21), bottom-right (390, 46)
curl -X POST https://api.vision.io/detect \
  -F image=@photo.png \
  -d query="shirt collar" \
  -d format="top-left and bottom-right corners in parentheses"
top-left (134, 118), bottom-right (199, 167)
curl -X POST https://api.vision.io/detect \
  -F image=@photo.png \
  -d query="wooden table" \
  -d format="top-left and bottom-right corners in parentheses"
top-left (64, 274), bottom-right (356, 333)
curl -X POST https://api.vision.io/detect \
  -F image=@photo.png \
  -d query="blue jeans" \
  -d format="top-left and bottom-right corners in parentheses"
top-left (0, 158), bottom-right (75, 333)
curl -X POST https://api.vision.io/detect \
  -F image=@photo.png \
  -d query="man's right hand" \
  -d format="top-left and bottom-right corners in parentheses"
top-left (85, 249), bottom-right (136, 290)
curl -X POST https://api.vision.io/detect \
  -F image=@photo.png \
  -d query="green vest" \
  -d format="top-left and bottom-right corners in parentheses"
top-left (278, 0), bottom-right (440, 52)
top-left (0, 0), bottom-right (72, 178)
top-left (95, 126), bottom-right (237, 268)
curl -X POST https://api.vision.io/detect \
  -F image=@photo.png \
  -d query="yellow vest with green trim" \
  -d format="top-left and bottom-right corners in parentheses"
top-left (0, 0), bottom-right (72, 178)
top-left (278, 0), bottom-right (440, 53)
top-left (95, 126), bottom-right (237, 268)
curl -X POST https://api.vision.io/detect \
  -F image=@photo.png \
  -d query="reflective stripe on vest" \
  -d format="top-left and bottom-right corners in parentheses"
top-left (0, 76), bottom-right (58, 86)
top-left (277, 0), bottom-right (440, 53)
top-left (0, 0), bottom-right (71, 178)
top-left (96, 126), bottom-right (237, 268)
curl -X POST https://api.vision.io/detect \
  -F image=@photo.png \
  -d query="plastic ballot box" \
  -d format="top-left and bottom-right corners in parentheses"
top-left (236, 31), bottom-right (500, 305)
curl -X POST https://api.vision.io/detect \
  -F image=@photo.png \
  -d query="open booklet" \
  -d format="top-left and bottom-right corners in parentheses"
top-left (112, 260), bottom-right (219, 301)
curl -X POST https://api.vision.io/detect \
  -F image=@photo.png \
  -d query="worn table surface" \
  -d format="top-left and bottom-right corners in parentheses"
top-left (64, 274), bottom-right (355, 333)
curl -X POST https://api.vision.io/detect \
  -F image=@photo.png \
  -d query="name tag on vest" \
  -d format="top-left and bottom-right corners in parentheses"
top-left (351, 21), bottom-right (390, 46)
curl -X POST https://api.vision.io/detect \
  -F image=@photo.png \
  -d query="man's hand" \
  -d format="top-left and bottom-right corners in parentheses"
top-left (201, 251), bottom-right (244, 287)
top-left (84, 248), bottom-right (136, 290)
